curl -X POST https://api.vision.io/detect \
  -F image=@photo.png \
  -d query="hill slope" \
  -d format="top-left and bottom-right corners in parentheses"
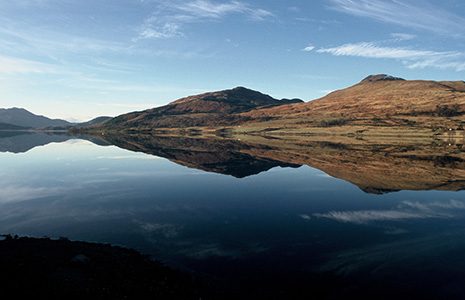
top-left (0, 108), bottom-right (72, 128)
top-left (102, 87), bottom-right (303, 129)
top-left (87, 75), bottom-right (465, 135)
top-left (74, 116), bottom-right (112, 128)
top-left (244, 74), bottom-right (465, 129)
top-left (0, 122), bottom-right (30, 130)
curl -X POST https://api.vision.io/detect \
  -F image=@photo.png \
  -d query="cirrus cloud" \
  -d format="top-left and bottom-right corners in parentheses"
top-left (136, 0), bottom-right (273, 40)
top-left (0, 55), bottom-right (56, 74)
top-left (313, 199), bottom-right (465, 224)
top-left (328, 0), bottom-right (465, 37)
top-left (316, 42), bottom-right (465, 71)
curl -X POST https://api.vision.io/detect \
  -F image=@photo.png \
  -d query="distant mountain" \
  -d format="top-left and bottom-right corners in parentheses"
top-left (0, 122), bottom-right (30, 130)
top-left (0, 108), bottom-right (72, 129)
top-left (74, 116), bottom-right (112, 128)
top-left (101, 87), bottom-right (303, 129)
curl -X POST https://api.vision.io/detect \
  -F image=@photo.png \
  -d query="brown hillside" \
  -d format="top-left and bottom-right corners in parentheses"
top-left (103, 87), bottom-right (302, 129)
top-left (244, 74), bottom-right (465, 129)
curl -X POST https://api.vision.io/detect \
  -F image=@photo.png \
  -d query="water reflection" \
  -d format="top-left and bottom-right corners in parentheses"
top-left (1, 132), bottom-right (465, 298)
top-left (1, 132), bottom-right (464, 193)
top-left (92, 133), bottom-right (465, 193)
top-left (0, 131), bottom-right (70, 153)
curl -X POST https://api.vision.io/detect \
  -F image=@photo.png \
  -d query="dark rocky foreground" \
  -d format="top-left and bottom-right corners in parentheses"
top-left (0, 236), bottom-right (201, 299)
top-left (1, 235), bottom-right (458, 299)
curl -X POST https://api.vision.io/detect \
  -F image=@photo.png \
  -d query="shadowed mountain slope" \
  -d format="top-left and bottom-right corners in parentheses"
top-left (0, 108), bottom-right (72, 128)
top-left (74, 116), bottom-right (112, 128)
top-left (0, 122), bottom-right (30, 130)
top-left (102, 87), bottom-right (303, 129)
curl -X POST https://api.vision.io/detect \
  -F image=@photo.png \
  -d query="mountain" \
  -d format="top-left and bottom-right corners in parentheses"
top-left (0, 122), bottom-right (30, 130)
top-left (244, 74), bottom-right (465, 130)
top-left (101, 87), bottom-right (303, 130)
top-left (90, 75), bottom-right (465, 135)
top-left (0, 108), bottom-right (72, 129)
top-left (74, 116), bottom-right (112, 128)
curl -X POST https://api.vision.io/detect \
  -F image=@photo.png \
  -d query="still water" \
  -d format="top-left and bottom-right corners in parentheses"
top-left (2, 131), bottom-right (465, 298)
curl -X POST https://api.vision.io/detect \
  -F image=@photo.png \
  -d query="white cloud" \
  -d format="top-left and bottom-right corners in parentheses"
top-left (136, 0), bottom-right (273, 40)
top-left (316, 42), bottom-right (465, 71)
top-left (137, 23), bottom-right (182, 39)
top-left (0, 25), bottom-right (129, 56)
top-left (328, 0), bottom-right (465, 36)
top-left (403, 199), bottom-right (465, 210)
top-left (174, 0), bottom-right (272, 20)
top-left (314, 210), bottom-right (435, 224)
top-left (0, 55), bottom-right (56, 74)
top-left (313, 199), bottom-right (465, 224)
top-left (303, 44), bottom-right (315, 52)
top-left (317, 42), bottom-right (444, 59)
top-left (300, 214), bottom-right (311, 220)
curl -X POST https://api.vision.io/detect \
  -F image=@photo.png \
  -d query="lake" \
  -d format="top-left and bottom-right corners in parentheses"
top-left (1, 131), bottom-right (465, 298)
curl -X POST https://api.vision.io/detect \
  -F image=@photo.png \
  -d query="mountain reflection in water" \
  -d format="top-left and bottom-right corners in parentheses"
top-left (2, 131), bottom-right (465, 298)
top-left (1, 131), bottom-right (464, 193)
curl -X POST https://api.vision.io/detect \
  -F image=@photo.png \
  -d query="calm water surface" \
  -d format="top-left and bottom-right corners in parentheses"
top-left (2, 132), bottom-right (465, 298)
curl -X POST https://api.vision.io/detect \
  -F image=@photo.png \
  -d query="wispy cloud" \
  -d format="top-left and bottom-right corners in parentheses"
top-left (0, 185), bottom-right (64, 203)
top-left (0, 0), bottom-right (58, 8)
top-left (328, 0), bottom-right (465, 36)
top-left (313, 199), bottom-right (465, 224)
top-left (314, 210), bottom-right (437, 224)
top-left (137, 23), bottom-right (182, 39)
top-left (136, 0), bottom-right (273, 40)
top-left (303, 44), bottom-right (315, 52)
top-left (0, 25), bottom-right (130, 56)
top-left (134, 220), bottom-right (181, 238)
top-left (317, 42), bottom-right (445, 59)
top-left (317, 42), bottom-right (465, 71)
top-left (0, 16), bottom-right (212, 61)
top-left (175, 0), bottom-right (272, 19)
top-left (0, 54), bottom-right (56, 74)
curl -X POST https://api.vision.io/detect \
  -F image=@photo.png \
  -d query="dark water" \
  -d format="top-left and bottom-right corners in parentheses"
top-left (2, 131), bottom-right (465, 298)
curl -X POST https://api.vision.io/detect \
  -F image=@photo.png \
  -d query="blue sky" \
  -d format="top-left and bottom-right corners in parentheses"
top-left (1, 0), bottom-right (465, 121)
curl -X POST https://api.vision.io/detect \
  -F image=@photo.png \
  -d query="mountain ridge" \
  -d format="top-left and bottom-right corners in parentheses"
top-left (0, 108), bottom-right (113, 130)
top-left (103, 86), bottom-right (303, 129)
top-left (242, 74), bottom-right (465, 131)
top-left (89, 74), bottom-right (465, 135)
top-left (0, 108), bottom-right (72, 129)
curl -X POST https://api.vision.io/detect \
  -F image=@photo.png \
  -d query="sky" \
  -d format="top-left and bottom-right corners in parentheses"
top-left (1, 0), bottom-right (465, 121)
